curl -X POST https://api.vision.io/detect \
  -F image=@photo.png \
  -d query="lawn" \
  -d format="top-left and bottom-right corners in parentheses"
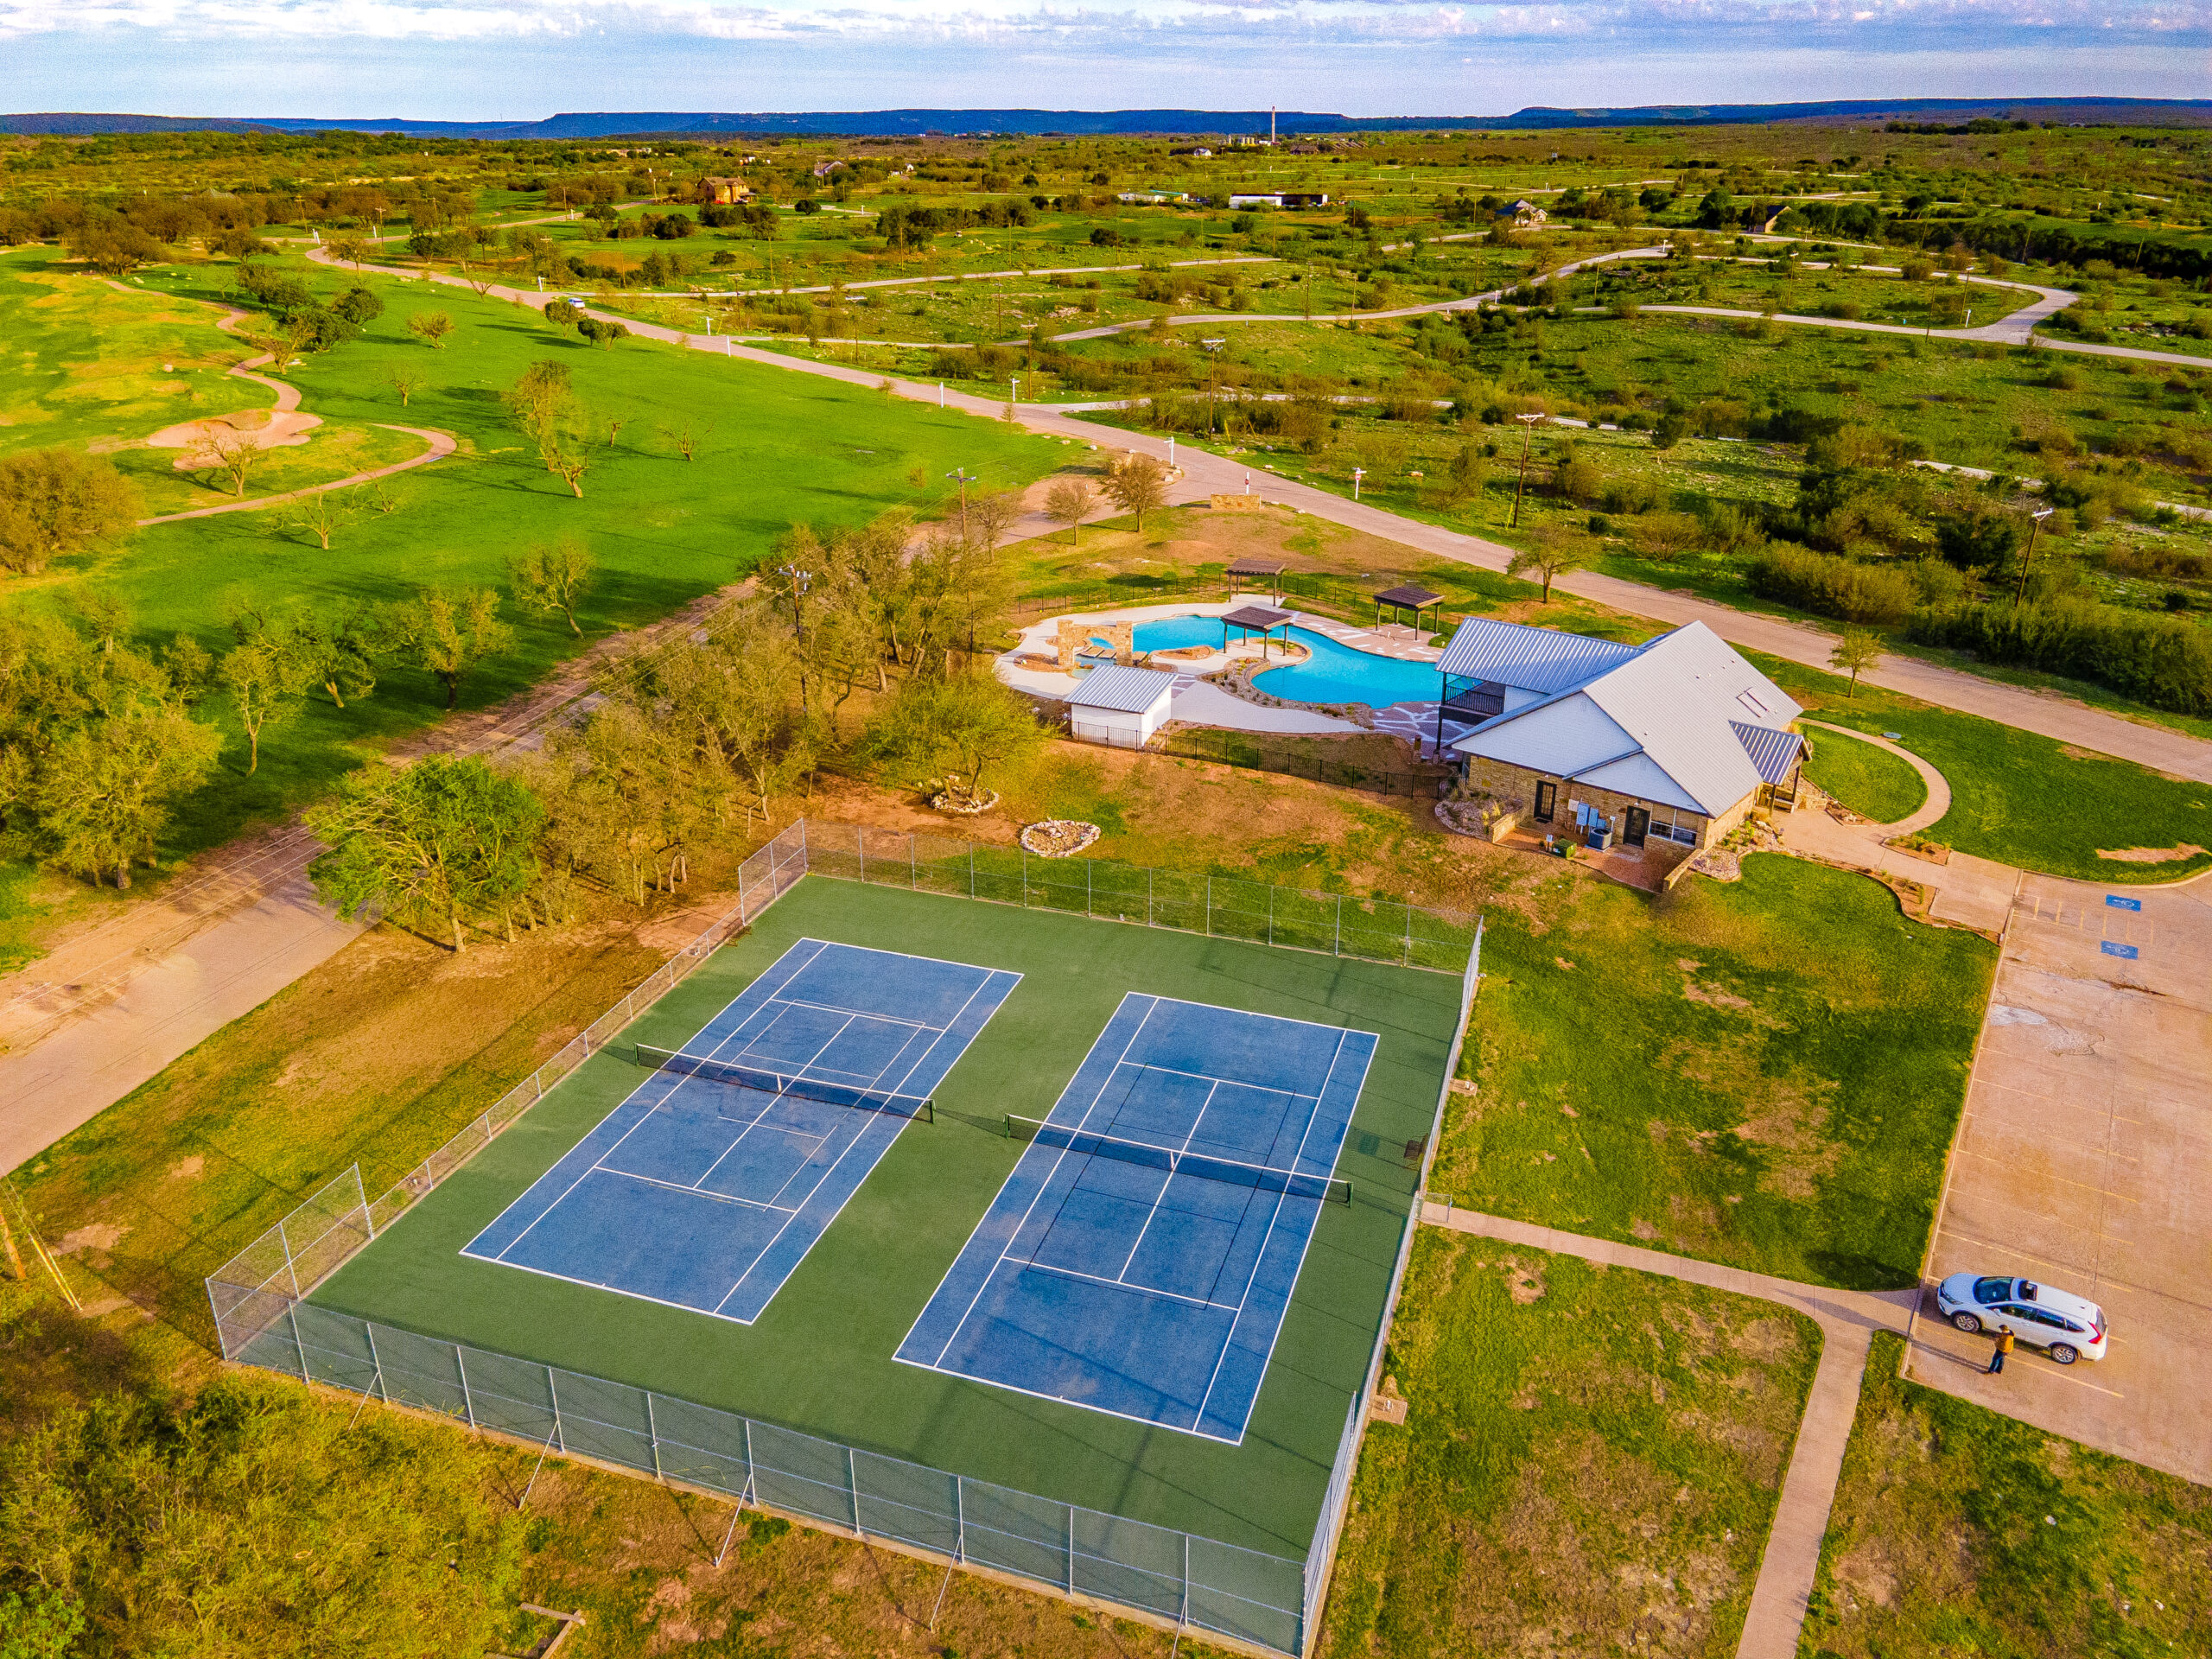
top-left (1, 250), bottom-right (1065, 866)
top-left (1802, 1332), bottom-right (2212, 1657)
top-left (1755, 652), bottom-right (2212, 881)
top-left (1800, 728), bottom-right (1929, 824)
top-left (1319, 1233), bottom-right (1819, 1658)
top-left (1428, 854), bottom-right (1997, 1291)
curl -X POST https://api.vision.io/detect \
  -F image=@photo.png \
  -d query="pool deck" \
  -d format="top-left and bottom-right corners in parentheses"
top-left (1000, 598), bottom-right (1474, 753)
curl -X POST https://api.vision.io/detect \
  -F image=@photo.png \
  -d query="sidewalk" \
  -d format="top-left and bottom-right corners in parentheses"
top-left (1420, 1206), bottom-right (1912, 1659)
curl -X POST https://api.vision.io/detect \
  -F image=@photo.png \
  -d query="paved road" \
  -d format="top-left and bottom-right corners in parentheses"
top-left (1421, 1205), bottom-right (1915, 1659)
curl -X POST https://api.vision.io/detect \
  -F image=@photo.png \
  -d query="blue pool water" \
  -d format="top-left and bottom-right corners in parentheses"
top-left (1084, 613), bottom-right (1442, 708)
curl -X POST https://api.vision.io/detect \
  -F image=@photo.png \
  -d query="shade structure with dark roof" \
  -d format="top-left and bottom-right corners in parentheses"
top-left (1221, 603), bottom-right (1295, 659)
top-left (1373, 582), bottom-right (1445, 635)
top-left (1225, 557), bottom-right (1287, 601)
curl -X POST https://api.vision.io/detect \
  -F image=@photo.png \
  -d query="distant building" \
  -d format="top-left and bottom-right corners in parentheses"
top-left (1116, 190), bottom-right (1191, 205)
top-left (1497, 199), bottom-right (1548, 227)
top-left (1227, 192), bottom-right (1329, 210)
top-left (812, 159), bottom-right (849, 180)
top-left (1170, 146), bottom-right (1213, 158)
top-left (697, 176), bottom-right (752, 204)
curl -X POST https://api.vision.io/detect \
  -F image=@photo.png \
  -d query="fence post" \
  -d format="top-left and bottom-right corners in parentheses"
top-left (1403, 903), bottom-right (1413, 965)
top-left (1205, 876), bottom-right (1212, 938)
top-left (277, 1218), bottom-right (301, 1298)
top-left (798, 817), bottom-right (809, 874)
top-left (1065, 1503), bottom-right (1076, 1592)
top-left (547, 1368), bottom-right (566, 1453)
top-left (647, 1394), bottom-right (664, 1480)
top-left (858, 831), bottom-right (866, 883)
top-left (1147, 867), bottom-right (1154, 928)
top-left (1334, 894), bottom-right (1344, 957)
top-left (954, 1474), bottom-right (966, 1562)
top-left (1021, 845), bottom-right (1030, 908)
top-left (848, 1446), bottom-right (862, 1535)
top-left (741, 1417), bottom-right (756, 1507)
top-left (1267, 884), bottom-right (1274, 946)
top-left (285, 1300), bottom-right (308, 1383)
top-left (456, 1350), bottom-right (479, 1431)
top-left (354, 1166), bottom-right (375, 1243)
top-left (968, 842), bottom-right (976, 897)
top-left (1086, 859), bottom-right (1093, 918)
top-left (909, 834), bottom-right (917, 890)
top-left (1181, 1532), bottom-right (1191, 1636)
top-left (365, 1324), bottom-right (391, 1404)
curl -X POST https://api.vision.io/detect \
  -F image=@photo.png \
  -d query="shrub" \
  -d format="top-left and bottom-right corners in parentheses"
top-left (1630, 511), bottom-right (1704, 559)
top-left (1747, 543), bottom-right (1916, 625)
top-left (1599, 476), bottom-right (1659, 515)
top-left (1908, 598), bottom-right (2212, 714)
top-left (1549, 454), bottom-right (1604, 504)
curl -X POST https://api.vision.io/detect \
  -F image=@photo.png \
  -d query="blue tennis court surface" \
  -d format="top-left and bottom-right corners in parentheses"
top-left (463, 939), bottom-right (1020, 1324)
top-left (896, 994), bottom-right (1376, 1443)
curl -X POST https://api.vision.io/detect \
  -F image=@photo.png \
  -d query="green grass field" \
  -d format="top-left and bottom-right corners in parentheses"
top-left (1801, 728), bottom-right (1929, 824)
top-left (1, 251), bottom-right (1065, 864)
top-left (1429, 855), bottom-right (1995, 1291)
top-left (1320, 1236), bottom-right (1819, 1657)
top-left (300, 875), bottom-right (1464, 1565)
top-left (1802, 1332), bottom-right (2212, 1657)
top-left (1755, 653), bottom-right (2212, 881)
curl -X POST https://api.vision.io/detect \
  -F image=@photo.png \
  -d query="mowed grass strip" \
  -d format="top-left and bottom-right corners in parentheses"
top-left (1754, 652), bottom-right (2212, 882)
top-left (1431, 855), bottom-right (1996, 1290)
top-left (1319, 1233), bottom-right (1818, 1658)
top-left (1803, 1332), bottom-right (2212, 1657)
top-left (1802, 729), bottom-right (1929, 825)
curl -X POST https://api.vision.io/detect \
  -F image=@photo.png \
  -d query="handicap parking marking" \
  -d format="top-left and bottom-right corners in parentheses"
top-left (2106, 894), bottom-right (2143, 912)
top-left (2101, 940), bottom-right (2140, 960)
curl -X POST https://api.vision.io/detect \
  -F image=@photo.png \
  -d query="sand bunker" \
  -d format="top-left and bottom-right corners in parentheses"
top-left (147, 405), bottom-right (321, 470)
top-left (2094, 843), bottom-right (2209, 863)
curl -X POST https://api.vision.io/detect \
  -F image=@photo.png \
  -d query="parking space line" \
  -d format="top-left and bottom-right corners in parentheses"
top-left (1956, 1116), bottom-right (2139, 1162)
top-left (1952, 1148), bottom-right (2139, 1201)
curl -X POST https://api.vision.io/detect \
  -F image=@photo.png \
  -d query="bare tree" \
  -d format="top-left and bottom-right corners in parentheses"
top-left (968, 488), bottom-right (1022, 550)
top-left (507, 537), bottom-right (598, 635)
top-left (188, 425), bottom-right (263, 499)
top-left (1045, 478), bottom-right (1096, 545)
top-left (285, 488), bottom-right (359, 550)
top-left (1504, 527), bottom-right (1591, 603)
top-left (386, 367), bottom-right (423, 407)
top-left (662, 423), bottom-right (700, 461)
top-left (1102, 453), bottom-right (1169, 533)
top-left (407, 311), bottom-right (454, 350)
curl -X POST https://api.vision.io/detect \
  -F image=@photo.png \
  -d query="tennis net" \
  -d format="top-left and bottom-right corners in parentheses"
top-left (1007, 1115), bottom-right (1350, 1205)
top-left (637, 1044), bottom-right (935, 1122)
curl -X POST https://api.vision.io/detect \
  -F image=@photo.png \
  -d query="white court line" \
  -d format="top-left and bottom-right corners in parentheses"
top-left (1107, 1077), bottom-right (1222, 1286)
top-left (1020, 1257), bottom-right (1244, 1314)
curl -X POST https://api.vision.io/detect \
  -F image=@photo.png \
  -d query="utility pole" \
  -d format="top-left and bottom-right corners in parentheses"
top-left (2012, 506), bottom-right (2056, 611)
top-left (1511, 411), bottom-right (1545, 527)
top-left (946, 467), bottom-right (976, 538)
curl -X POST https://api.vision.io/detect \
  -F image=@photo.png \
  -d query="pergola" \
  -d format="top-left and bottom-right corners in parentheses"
top-left (1226, 557), bottom-right (1286, 603)
top-left (1373, 583), bottom-right (1444, 634)
top-left (1221, 603), bottom-right (1295, 658)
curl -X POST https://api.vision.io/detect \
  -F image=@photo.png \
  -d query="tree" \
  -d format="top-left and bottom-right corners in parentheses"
top-left (1443, 442), bottom-right (1488, 507)
top-left (393, 587), bottom-right (512, 709)
top-left (1505, 528), bottom-right (1590, 603)
top-left (385, 366), bottom-right (423, 407)
top-left (504, 359), bottom-right (575, 461)
top-left (1102, 453), bottom-right (1169, 532)
top-left (280, 601), bottom-right (388, 709)
top-left (308, 755), bottom-right (545, 950)
top-left (1045, 478), bottom-right (1096, 545)
top-left (64, 219), bottom-right (163, 275)
top-left (578, 317), bottom-right (628, 349)
top-left (33, 706), bottom-right (220, 887)
top-left (187, 424), bottom-right (263, 499)
top-left (870, 675), bottom-right (1042, 808)
top-left (0, 448), bottom-right (142, 575)
top-left (1829, 627), bottom-right (1883, 696)
top-left (507, 537), bottom-right (597, 635)
top-left (285, 487), bottom-right (359, 550)
top-left (219, 637), bottom-right (305, 772)
top-left (968, 487), bottom-right (1022, 550)
top-left (406, 310), bottom-right (454, 349)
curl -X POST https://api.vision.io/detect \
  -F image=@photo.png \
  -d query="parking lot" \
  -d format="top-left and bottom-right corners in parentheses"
top-left (1908, 869), bottom-right (2212, 1484)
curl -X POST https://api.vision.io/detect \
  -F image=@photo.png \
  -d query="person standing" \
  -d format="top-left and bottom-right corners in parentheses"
top-left (1987, 1326), bottom-right (2014, 1375)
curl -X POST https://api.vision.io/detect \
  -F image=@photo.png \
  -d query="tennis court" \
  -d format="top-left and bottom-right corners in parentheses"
top-left (897, 994), bottom-right (1375, 1444)
top-left (461, 938), bottom-right (1020, 1324)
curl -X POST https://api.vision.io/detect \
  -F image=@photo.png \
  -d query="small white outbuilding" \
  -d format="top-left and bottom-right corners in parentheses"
top-left (1066, 664), bottom-right (1178, 749)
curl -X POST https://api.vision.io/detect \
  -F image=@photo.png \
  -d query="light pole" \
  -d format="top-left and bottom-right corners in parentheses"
top-left (2013, 505), bottom-right (2056, 611)
top-left (1011, 376), bottom-right (1019, 404)
top-left (1167, 435), bottom-right (1176, 467)
top-left (1510, 411), bottom-right (1545, 527)
top-left (946, 467), bottom-right (976, 538)
top-left (1201, 337), bottom-right (1226, 435)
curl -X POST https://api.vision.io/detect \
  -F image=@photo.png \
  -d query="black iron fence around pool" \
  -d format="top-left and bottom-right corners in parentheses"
top-left (202, 818), bottom-right (1482, 1655)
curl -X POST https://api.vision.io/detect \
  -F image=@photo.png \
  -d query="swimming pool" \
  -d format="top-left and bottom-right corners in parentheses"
top-left (1253, 627), bottom-right (1441, 708)
top-left (1084, 613), bottom-right (1442, 708)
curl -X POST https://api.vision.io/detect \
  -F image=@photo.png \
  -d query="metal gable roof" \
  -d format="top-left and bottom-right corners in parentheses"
top-left (1433, 616), bottom-right (1641, 695)
top-left (1066, 664), bottom-right (1178, 714)
top-left (1448, 622), bottom-right (1804, 817)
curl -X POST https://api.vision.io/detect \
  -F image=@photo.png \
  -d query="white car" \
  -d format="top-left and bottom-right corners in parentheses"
top-left (1936, 1273), bottom-right (2108, 1363)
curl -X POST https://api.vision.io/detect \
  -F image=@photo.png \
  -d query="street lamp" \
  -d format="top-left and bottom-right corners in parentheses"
top-left (2012, 505), bottom-right (2056, 611)
top-left (1510, 411), bottom-right (1546, 528)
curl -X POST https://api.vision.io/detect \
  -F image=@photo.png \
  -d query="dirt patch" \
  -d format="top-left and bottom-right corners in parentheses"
top-left (54, 1223), bottom-right (128, 1256)
top-left (1501, 1254), bottom-right (1548, 1304)
top-left (1682, 979), bottom-right (1753, 1012)
top-left (2095, 842), bottom-right (2209, 863)
top-left (165, 1155), bottom-right (204, 1180)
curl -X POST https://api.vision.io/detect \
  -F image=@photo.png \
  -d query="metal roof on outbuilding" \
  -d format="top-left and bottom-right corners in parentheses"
top-left (1732, 721), bottom-right (1805, 785)
top-left (1067, 664), bottom-right (1178, 714)
top-left (1434, 616), bottom-right (1641, 695)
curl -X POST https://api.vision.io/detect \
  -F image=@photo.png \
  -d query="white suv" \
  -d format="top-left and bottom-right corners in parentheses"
top-left (1936, 1274), bottom-right (2108, 1364)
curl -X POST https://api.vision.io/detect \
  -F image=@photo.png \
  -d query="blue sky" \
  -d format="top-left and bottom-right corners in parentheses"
top-left (0, 1), bottom-right (2202, 121)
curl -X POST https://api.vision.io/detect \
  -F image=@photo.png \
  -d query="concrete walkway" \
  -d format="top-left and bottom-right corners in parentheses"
top-left (1801, 721), bottom-right (1951, 834)
top-left (1421, 1205), bottom-right (1914, 1659)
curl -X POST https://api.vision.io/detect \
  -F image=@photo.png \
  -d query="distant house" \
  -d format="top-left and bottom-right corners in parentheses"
top-left (697, 176), bottom-right (752, 204)
top-left (1116, 191), bottom-right (1191, 205)
top-left (1497, 199), bottom-right (1548, 228)
top-left (812, 159), bottom-right (849, 180)
top-left (1440, 619), bottom-right (1803, 870)
top-left (1170, 146), bottom-right (1214, 158)
top-left (1227, 192), bottom-right (1329, 210)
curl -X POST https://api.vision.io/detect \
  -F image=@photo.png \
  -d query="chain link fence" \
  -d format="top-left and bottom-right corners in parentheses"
top-left (201, 817), bottom-right (1481, 1656)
